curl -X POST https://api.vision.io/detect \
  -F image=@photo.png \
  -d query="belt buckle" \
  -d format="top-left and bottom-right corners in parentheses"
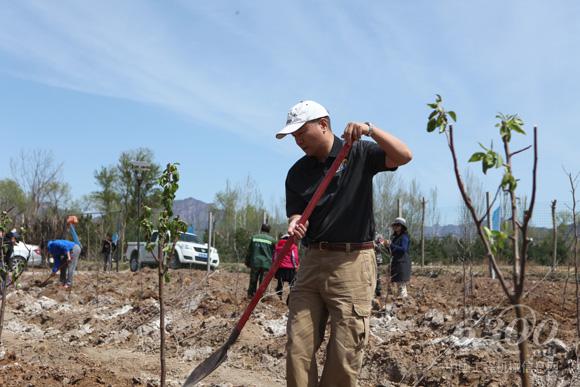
top-left (319, 241), bottom-right (328, 251)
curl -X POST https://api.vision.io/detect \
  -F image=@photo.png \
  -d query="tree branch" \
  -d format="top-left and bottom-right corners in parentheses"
top-left (510, 145), bottom-right (532, 158)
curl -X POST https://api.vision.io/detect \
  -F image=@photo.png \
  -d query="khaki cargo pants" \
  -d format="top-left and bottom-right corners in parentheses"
top-left (286, 247), bottom-right (376, 387)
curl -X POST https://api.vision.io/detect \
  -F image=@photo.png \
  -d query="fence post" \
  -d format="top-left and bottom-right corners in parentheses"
top-left (551, 200), bottom-right (557, 270)
top-left (421, 197), bottom-right (425, 267)
top-left (207, 212), bottom-right (213, 274)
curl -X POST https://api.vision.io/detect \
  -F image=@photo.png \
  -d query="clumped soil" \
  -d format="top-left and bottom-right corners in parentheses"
top-left (0, 264), bottom-right (578, 386)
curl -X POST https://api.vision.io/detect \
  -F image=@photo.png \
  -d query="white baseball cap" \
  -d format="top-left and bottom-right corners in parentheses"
top-left (276, 100), bottom-right (329, 139)
top-left (392, 217), bottom-right (407, 228)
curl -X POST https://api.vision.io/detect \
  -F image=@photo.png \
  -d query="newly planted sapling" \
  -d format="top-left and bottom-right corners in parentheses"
top-left (141, 163), bottom-right (187, 387)
top-left (426, 96), bottom-right (538, 387)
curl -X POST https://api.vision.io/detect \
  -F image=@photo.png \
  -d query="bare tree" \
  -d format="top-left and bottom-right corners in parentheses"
top-left (426, 187), bottom-right (441, 236)
top-left (239, 175), bottom-right (265, 232)
top-left (45, 181), bottom-right (72, 216)
top-left (402, 178), bottom-right (424, 234)
top-left (373, 173), bottom-right (401, 234)
top-left (10, 149), bottom-right (64, 220)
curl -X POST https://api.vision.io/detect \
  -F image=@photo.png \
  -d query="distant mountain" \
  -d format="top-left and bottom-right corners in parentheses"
top-left (424, 224), bottom-right (553, 238)
top-left (424, 224), bottom-right (463, 238)
top-left (173, 197), bottom-right (212, 234)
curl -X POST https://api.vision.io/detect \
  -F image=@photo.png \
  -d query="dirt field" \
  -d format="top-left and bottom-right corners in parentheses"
top-left (0, 263), bottom-right (579, 386)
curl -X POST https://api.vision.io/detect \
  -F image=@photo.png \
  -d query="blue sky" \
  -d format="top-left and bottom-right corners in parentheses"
top-left (0, 1), bottom-right (578, 220)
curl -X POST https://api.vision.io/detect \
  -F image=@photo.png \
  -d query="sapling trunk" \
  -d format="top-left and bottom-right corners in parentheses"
top-left (158, 242), bottom-right (166, 387)
top-left (514, 300), bottom-right (530, 386)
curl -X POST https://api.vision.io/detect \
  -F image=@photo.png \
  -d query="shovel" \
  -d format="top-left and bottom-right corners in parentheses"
top-left (182, 142), bottom-right (352, 386)
top-left (33, 260), bottom-right (69, 288)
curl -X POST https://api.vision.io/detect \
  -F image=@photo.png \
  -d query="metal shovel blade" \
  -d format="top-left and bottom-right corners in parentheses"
top-left (182, 330), bottom-right (239, 386)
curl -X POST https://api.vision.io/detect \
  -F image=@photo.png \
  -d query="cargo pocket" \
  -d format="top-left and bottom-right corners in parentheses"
top-left (353, 302), bottom-right (371, 350)
top-left (359, 250), bottom-right (377, 286)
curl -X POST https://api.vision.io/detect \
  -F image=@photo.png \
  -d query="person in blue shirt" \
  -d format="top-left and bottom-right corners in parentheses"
top-left (384, 217), bottom-right (411, 298)
top-left (47, 239), bottom-right (81, 289)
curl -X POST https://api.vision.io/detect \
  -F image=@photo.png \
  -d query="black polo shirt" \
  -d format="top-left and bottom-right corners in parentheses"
top-left (285, 135), bottom-right (396, 244)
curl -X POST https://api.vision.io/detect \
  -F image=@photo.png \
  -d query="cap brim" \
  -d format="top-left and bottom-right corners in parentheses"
top-left (276, 121), bottom-right (304, 139)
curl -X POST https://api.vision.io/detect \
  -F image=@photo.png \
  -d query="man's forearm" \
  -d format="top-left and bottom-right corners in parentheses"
top-left (368, 126), bottom-right (412, 167)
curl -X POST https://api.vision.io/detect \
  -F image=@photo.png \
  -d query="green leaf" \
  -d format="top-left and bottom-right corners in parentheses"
top-left (511, 125), bottom-right (526, 135)
top-left (428, 110), bottom-right (438, 119)
top-left (468, 152), bottom-right (485, 162)
top-left (427, 103), bottom-right (437, 109)
top-left (427, 119), bottom-right (438, 132)
top-left (483, 226), bottom-right (492, 239)
top-left (501, 174), bottom-right (510, 190)
top-left (501, 173), bottom-right (518, 191)
top-left (448, 111), bottom-right (457, 122)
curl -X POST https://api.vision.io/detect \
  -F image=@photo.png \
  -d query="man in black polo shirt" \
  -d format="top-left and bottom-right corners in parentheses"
top-left (276, 100), bottom-right (412, 387)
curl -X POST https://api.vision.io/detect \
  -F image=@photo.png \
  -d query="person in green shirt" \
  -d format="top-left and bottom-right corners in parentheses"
top-left (245, 223), bottom-right (276, 298)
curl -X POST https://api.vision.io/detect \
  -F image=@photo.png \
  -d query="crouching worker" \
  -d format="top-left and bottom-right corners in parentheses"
top-left (47, 239), bottom-right (81, 289)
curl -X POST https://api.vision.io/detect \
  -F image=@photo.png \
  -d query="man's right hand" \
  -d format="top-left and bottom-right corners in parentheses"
top-left (288, 215), bottom-right (308, 240)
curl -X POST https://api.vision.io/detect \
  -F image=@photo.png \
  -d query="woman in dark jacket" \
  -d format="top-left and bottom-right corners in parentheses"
top-left (384, 217), bottom-right (411, 298)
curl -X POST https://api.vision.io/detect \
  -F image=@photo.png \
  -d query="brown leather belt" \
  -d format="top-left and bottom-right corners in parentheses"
top-left (308, 241), bottom-right (374, 252)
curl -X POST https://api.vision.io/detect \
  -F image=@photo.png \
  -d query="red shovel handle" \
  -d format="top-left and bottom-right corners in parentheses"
top-left (183, 142), bottom-right (352, 386)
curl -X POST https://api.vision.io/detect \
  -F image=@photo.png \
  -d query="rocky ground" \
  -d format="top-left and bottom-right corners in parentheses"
top-left (0, 263), bottom-right (579, 386)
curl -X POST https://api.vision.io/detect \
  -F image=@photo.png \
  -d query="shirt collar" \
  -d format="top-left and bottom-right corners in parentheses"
top-left (306, 135), bottom-right (343, 167)
top-left (328, 135), bottom-right (343, 159)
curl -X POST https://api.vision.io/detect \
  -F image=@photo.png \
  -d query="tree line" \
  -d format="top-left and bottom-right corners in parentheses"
top-left (0, 147), bottom-right (576, 266)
